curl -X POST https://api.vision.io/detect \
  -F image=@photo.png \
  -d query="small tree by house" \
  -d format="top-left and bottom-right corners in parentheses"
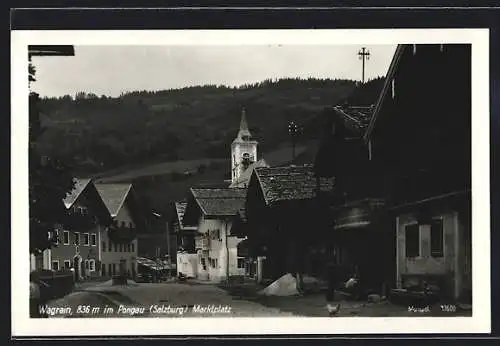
top-left (29, 61), bottom-right (75, 255)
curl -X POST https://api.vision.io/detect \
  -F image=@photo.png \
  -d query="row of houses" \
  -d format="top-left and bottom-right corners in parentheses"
top-left (30, 179), bottom-right (146, 281)
top-left (170, 44), bottom-right (472, 302)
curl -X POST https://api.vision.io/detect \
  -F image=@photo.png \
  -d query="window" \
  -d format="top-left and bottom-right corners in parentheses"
top-left (128, 222), bottom-right (133, 228)
top-left (85, 260), bottom-right (89, 270)
top-left (127, 244), bottom-right (131, 252)
top-left (91, 233), bottom-right (97, 246)
top-left (114, 243), bottom-right (117, 252)
top-left (83, 233), bottom-right (90, 246)
top-left (237, 258), bottom-right (245, 269)
top-left (109, 263), bottom-right (113, 276)
top-left (201, 258), bottom-right (206, 270)
top-left (119, 244), bottom-right (123, 252)
top-left (405, 223), bottom-right (420, 258)
top-left (52, 260), bottom-right (59, 271)
top-left (108, 241), bottom-right (112, 252)
top-left (74, 232), bottom-right (80, 245)
top-left (63, 231), bottom-right (70, 245)
top-left (89, 259), bottom-right (95, 272)
top-left (54, 229), bottom-right (59, 244)
top-left (113, 263), bottom-right (117, 275)
top-left (121, 221), bottom-right (126, 228)
top-left (131, 243), bottom-right (134, 252)
top-left (102, 241), bottom-right (106, 252)
top-left (64, 260), bottom-right (71, 269)
top-left (102, 263), bottom-right (106, 276)
top-left (76, 206), bottom-right (88, 215)
top-left (431, 218), bottom-right (444, 258)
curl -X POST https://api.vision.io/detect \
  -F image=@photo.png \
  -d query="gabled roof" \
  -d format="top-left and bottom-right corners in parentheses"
top-left (229, 158), bottom-right (269, 188)
top-left (95, 183), bottom-right (132, 217)
top-left (63, 178), bottom-right (92, 208)
top-left (251, 165), bottom-right (335, 206)
top-left (363, 44), bottom-right (406, 141)
top-left (190, 187), bottom-right (247, 217)
top-left (174, 201), bottom-right (197, 230)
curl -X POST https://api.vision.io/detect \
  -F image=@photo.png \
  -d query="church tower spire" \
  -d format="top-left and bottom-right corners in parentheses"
top-left (235, 107), bottom-right (252, 141)
top-left (231, 107), bottom-right (258, 184)
top-left (240, 107), bottom-right (248, 131)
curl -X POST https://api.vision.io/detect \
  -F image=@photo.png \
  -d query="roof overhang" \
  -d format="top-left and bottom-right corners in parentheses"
top-left (28, 45), bottom-right (75, 57)
top-left (363, 44), bottom-right (406, 143)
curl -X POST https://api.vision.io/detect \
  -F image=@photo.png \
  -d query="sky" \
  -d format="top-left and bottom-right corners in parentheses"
top-left (31, 45), bottom-right (397, 98)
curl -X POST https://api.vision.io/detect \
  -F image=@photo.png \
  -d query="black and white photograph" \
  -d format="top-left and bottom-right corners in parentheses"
top-left (12, 29), bottom-right (490, 336)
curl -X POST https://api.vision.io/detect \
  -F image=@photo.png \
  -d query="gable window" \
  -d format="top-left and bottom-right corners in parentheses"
top-left (405, 223), bottom-right (420, 258)
top-left (91, 233), bottom-right (97, 246)
top-left (64, 260), bottom-right (71, 269)
top-left (52, 260), bottom-right (59, 271)
top-left (74, 232), bottom-right (80, 245)
top-left (54, 229), bottom-right (59, 244)
top-left (63, 231), bottom-right (70, 245)
top-left (431, 218), bottom-right (444, 258)
top-left (83, 233), bottom-right (90, 246)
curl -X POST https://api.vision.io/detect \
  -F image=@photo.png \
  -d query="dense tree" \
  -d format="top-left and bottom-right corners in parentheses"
top-left (37, 78), bottom-right (370, 175)
top-left (29, 61), bottom-right (75, 254)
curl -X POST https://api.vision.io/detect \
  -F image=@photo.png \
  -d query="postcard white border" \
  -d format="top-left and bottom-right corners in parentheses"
top-left (11, 29), bottom-right (490, 336)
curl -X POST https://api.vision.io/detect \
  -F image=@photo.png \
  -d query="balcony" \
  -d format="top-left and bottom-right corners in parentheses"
top-left (195, 237), bottom-right (210, 250)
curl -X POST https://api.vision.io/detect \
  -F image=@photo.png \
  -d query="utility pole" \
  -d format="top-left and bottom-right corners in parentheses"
top-left (358, 47), bottom-right (371, 84)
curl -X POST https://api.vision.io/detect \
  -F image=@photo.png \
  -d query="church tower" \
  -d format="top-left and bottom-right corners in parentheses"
top-left (231, 108), bottom-right (258, 184)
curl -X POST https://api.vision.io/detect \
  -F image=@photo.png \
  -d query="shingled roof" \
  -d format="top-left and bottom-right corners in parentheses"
top-left (63, 178), bottom-right (91, 208)
top-left (190, 187), bottom-right (247, 217)
top-left (332, 105), bottom-right (374, 137)
top-left (95, 183), bottom-right (132, 217)
top-left (252, 165), bottom-right (335, 206)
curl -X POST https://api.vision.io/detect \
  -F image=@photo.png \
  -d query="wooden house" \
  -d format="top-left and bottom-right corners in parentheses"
top-left (313, 44), bottom-right (472, 301)
top-left (242, 165), bottom-right (335, 282)
top-left (364, 44), bottom-right (472, 302)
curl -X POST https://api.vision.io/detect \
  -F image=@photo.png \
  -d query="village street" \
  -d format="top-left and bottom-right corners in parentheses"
top-left (45, 281), bottom-right (295, 317)
top-left (44, 280), bottom-right (472, 318)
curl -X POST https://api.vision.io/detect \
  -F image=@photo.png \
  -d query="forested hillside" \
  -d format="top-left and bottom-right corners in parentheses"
top-left (37, 77), bottom-right (384, 175)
